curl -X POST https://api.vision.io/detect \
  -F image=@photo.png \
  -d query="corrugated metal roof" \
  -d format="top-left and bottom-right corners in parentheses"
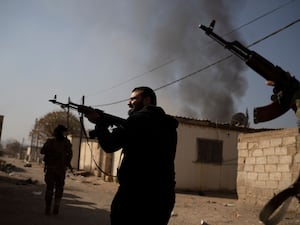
top-left (174, 116), bottom-right (277, 133)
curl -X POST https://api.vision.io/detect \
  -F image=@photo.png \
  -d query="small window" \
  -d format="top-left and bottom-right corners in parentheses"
top-left (196, 138), bottom-right (223, 164)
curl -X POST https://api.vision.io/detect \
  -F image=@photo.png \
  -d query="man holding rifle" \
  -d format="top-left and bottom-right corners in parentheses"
top-left (80, 86), bottom-right (178, 225)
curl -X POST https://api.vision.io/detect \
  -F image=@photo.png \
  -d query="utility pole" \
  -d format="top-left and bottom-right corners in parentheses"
top-left (77, 95), bottom-right (85, 170)
top-left (0, 115), bottom-right (4, 144)
top-left (67, 97), bottom-right (70, 129)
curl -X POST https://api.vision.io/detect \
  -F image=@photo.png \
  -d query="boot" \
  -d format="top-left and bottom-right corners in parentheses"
top-left (53, 198), bottom-right (61, 215)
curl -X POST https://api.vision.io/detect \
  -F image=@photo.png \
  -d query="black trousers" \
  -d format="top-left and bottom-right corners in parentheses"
top-left (110, 185), bottom-right (175, 225)
top-left (44, 166), bottom-right (66, 202)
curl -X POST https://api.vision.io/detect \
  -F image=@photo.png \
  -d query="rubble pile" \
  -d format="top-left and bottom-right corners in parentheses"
top-left (0, 159), bottom-right (16, 173)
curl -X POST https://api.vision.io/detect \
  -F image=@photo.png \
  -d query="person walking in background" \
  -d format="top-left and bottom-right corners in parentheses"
top-left (40, 125), bottom-right (72, 215)
top-left (81, 86), bottom-right (178, 225)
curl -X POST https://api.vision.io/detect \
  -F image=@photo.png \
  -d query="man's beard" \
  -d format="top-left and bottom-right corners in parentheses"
top-left (128, 103), bottom-right (144, 116)
top-left (128, 108), bottom-right (134, 116)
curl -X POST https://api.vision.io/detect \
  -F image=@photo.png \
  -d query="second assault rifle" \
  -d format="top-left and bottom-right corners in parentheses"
top-left (49, 96), bottom-right (126, 137)
top-left (199, 20), bottom-right (300, 124)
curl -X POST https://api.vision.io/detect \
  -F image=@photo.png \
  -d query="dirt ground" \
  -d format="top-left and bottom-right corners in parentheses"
top-left (0, 156), bottom-right (299, 225)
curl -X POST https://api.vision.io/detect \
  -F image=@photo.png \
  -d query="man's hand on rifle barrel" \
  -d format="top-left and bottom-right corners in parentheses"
top-left (78, 105), bottom-right (101, 124)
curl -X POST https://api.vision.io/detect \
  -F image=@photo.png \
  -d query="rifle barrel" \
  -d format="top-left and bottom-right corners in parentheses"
top-left (49, 98), bottom-right (126, 126)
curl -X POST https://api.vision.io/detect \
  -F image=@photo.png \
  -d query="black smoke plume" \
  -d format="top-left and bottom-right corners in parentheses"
top-left (125, 0), bottom-right (247, 122)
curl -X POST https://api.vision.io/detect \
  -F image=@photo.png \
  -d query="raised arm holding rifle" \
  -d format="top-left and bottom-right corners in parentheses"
top-left (199, 20), bottom-right (300, 124)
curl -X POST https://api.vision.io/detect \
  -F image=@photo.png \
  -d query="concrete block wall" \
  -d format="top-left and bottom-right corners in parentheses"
top-left (237, 128), bottom-right (300, 209)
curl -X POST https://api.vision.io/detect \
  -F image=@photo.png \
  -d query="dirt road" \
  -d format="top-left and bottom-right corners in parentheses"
top-left (0, 156), bottom-right (299, 225)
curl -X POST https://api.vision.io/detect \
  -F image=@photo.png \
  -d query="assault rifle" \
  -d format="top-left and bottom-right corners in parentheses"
top-left (199, 20), bottom-right (300, 124)
top-left (49, 96), bottom-right (126, 137)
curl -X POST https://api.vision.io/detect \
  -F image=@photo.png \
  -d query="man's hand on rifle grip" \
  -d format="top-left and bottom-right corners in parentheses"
top-left (78, 105), bottom-right (100, 124)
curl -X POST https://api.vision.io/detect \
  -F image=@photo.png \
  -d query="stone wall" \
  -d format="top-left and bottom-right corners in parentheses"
top-left (237, 128), bottom-right (300, 210)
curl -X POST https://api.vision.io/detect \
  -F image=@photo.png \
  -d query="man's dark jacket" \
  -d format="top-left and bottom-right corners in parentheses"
top-left (94, 105), bottom-right (178, 190)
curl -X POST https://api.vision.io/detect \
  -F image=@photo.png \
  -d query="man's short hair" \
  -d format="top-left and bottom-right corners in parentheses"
top-left (132, 86), bottom-right (157, 105)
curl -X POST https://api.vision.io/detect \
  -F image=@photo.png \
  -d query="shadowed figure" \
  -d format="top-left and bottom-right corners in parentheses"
top-left (40, 125), bottom-right (73, 215)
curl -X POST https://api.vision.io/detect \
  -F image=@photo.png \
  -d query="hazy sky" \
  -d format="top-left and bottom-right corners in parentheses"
top-left (1, 0), bottom-right (300, 145)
